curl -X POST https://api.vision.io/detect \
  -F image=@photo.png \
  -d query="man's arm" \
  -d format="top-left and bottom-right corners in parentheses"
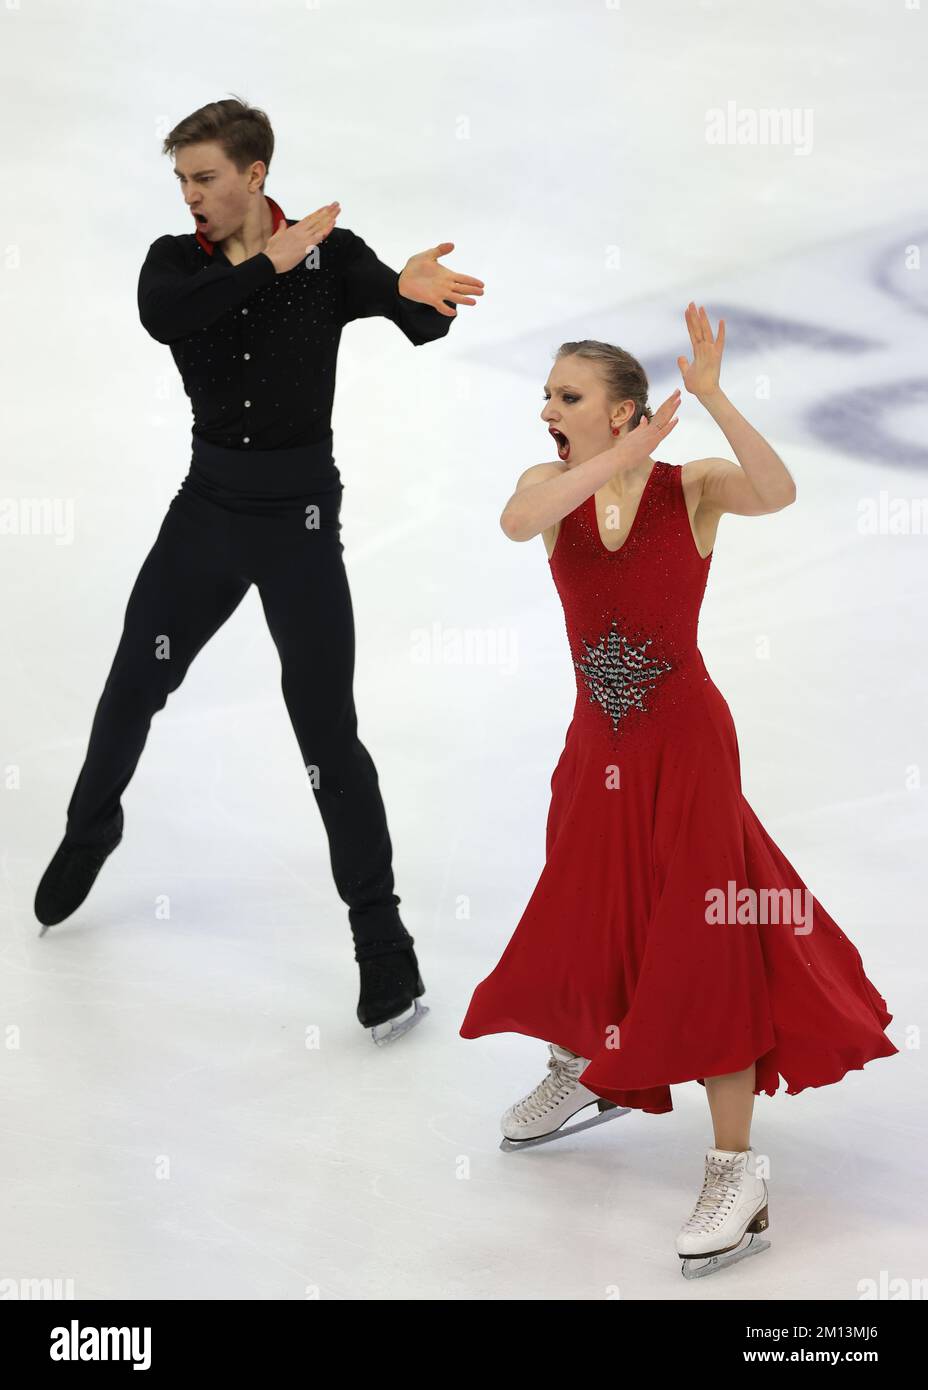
top-left (335, 228), bottom-right (454, 347)
top-left (137, 235), bottom-right (277, 345)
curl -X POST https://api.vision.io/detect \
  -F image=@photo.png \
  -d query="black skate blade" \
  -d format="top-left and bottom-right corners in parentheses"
top-left (499, 1103), bottom-right (631, 1152)
top-left (371, 998), bottom-right (429, 1046)
top-left (680, 1233), bottom-right (771, 1279)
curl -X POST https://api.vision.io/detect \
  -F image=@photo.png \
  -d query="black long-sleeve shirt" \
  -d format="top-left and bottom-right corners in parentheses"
top-left (137, 194), bottom-right (454, 450)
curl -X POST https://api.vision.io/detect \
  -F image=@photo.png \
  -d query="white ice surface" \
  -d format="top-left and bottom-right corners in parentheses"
top-left (1, 0), bottom-right (925, 1300)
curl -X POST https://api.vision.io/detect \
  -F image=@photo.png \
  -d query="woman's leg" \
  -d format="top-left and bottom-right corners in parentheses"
top-left (703, 1062), bottom-right (756, 1151)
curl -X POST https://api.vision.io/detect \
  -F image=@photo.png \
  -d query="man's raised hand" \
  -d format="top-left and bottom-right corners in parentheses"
top-left (265, 202), bottom-right (341, 275)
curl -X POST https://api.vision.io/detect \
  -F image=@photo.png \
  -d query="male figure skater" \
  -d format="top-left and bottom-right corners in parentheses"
top-left (34, 97), bottom-right (484, 1042)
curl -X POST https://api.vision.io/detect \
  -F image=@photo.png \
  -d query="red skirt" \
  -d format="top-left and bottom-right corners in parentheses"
top-left (460, 678), bottom-right (897, 1114)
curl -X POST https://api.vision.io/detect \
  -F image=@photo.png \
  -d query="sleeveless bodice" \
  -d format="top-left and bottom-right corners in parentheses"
top-left (548, 460), bottom-right (713, 747)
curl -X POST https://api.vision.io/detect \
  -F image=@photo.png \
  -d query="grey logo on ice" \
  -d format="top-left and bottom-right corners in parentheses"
top-left (49, 1320), bottom-right (151, 1371)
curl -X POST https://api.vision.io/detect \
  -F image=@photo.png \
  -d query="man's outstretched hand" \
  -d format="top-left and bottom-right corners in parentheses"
top-left (398, 242), bottom-right (485, 317)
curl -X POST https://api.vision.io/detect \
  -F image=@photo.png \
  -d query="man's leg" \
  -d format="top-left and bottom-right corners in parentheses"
top-left (253, 500), bottom-right (409, 951)
top-left (64, 493), bottom-right (251, 846)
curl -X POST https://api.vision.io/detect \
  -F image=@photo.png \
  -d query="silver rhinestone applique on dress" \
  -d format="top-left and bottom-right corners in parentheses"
top-left (574, 618), bottom-right (673, 729)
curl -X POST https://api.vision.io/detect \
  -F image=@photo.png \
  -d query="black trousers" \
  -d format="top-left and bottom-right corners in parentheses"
top-left (64, 431), bottom-right (406, 950)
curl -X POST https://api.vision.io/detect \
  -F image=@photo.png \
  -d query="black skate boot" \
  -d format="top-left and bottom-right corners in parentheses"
top-left (35, 826), bottom-right (123, 933)
top-left (354, 928), bottom-right (428, 1045)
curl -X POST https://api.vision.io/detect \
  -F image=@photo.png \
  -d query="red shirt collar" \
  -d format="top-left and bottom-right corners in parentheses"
top-left (195, 194), bottom-right (287, 256)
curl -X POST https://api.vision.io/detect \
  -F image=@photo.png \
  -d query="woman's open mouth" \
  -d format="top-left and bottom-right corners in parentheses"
top-left (549, 427), bottom-right (570, 461)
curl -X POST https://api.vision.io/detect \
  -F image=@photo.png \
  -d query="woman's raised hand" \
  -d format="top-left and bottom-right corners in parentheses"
top-left (614, 389), bottom-right (681, 467)
top-left (677, 302), bottom-right (725, 398)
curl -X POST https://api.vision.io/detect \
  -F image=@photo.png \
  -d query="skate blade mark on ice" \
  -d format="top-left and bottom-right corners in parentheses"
top-left (499, 1098), bottom-right (631, 1152)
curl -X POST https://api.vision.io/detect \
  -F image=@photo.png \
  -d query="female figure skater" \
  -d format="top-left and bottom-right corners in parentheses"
top-left (459, 305), bottom-right (897, 1277)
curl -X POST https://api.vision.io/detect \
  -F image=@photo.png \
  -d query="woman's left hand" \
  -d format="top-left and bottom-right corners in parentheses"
top-left (677, 302), bottom-right (725, 397)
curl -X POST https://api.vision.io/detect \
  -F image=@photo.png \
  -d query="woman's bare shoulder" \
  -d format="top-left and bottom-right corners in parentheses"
top-left (505, 461), bottom-right (568, 560)
top-left (513, 462), bottom-right (569, 560)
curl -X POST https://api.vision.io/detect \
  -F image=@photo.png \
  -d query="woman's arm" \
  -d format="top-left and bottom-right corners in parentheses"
top-left (500, 391), bottom-right (681, 542)
top-left (678, 303), bottom-right (796, 516)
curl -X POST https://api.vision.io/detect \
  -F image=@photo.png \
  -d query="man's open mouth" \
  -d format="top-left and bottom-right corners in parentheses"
top-left (193, 212), bottom-right (208, 225)
top-left (549, 427), bottom-right (570, 461)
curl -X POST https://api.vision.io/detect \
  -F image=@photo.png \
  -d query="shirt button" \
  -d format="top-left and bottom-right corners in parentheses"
top-left (241, 307), bottom-right (249, 315)
top-left (244, 400), bottom-right (251, 407)
top-left (243, 436), bottom-right (251, 444)
top-left (243, 352), bottom-right (251, 360)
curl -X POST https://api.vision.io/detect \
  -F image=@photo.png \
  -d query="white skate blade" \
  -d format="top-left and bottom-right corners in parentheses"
top-left (680, 1232), bottom-right (771, 1279)
top-left (371, 998), bottom-right (429, 1046)
top-left (499, 1103), bottom-right (631, 1152)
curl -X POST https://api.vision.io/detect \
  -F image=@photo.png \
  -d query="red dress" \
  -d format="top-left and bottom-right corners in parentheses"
top-left (460, 460), bottom-right (897, 1114)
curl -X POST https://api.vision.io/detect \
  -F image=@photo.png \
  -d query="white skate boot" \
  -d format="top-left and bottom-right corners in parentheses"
top-left (499, 1043), bottom-right (630, 1152)
top-left (676, 1146), bottom-right (771, 1279)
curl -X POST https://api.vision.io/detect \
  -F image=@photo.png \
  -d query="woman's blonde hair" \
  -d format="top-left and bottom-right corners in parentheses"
top-left (555, 340), bottom-right (653, 429)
